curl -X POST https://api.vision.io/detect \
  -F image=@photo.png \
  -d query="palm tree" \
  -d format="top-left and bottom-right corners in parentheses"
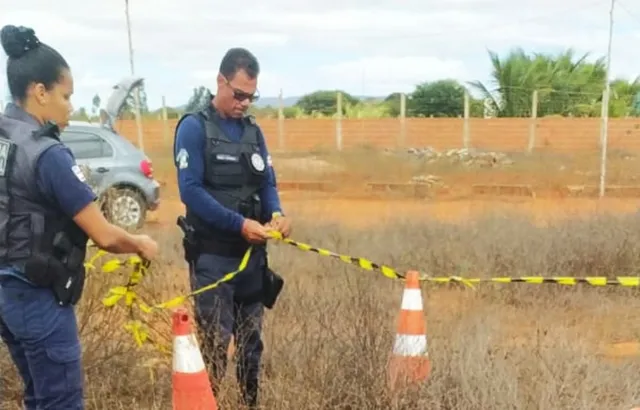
top-left (468, 48), bottom-right (606, 117)
top-left (609, 76), bottom-right (640, 117)
top-left (467, 48), bottom-right (540, 117)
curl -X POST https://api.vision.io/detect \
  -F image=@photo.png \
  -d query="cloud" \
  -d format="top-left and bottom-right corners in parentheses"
top-left (317, 56), bottom-right (470, 95)
top-left (0, 0), bottom-right (638, 109)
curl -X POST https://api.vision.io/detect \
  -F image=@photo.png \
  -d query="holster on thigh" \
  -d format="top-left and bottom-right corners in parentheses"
top-left (262, 267), bottom-right (284, 309)
top-left (235, 266), bottom-right (284, 310)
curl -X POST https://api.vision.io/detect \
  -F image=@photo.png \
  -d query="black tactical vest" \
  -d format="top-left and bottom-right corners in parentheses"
top-left (174, 105), bottom-right (268, 254)
top-left (0, 104), bottom-right (89, 306)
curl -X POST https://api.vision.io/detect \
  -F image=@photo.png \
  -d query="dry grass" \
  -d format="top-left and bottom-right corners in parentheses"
top-left (3, 209), bottom-right (640, 409)
top-left (148, 144), bottom-right (640, 202)
top-left (297, 146), bottom-right (640, 187)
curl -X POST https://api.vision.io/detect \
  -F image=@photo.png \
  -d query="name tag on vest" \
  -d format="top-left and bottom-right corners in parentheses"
top-left (216, 154), bottom-right (239, 162)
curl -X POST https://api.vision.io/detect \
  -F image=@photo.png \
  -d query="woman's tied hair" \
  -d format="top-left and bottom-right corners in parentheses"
top-left (1, 24), bottom-right (68, 103)
top-left (1, 25), bottom-right (41, 60)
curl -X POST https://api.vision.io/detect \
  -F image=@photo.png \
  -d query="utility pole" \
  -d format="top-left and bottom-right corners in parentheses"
top-left (598, 0), bottom-right (615, 198)
top-left (125, 0), bottom-right (145, 154)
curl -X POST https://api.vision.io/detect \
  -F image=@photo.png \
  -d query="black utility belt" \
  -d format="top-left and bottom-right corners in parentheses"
top-left (187, 239), bottom-right (284, 310)
top-left (23, 253), bottom-right (85, 307)
top-left (196, 238), bottom-right (252, 258)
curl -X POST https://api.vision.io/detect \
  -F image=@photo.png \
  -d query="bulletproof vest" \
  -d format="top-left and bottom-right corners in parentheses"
top-left (175, 105), bottom-right (267, 246)
top-left (0, 104), bottom-right (89, 304)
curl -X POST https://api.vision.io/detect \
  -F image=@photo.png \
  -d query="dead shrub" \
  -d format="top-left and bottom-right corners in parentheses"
top-left (2, 211), bottom-right (640, 409)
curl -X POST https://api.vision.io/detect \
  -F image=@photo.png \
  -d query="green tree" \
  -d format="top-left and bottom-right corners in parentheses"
top-left (248, 104), bottom-right (279, 118)
top-left (91, 94), bottom-right (101, 118)
top-left (633, 91), bottom-right (640, 116)
top-left (282, 106), bottom-right (304, 118)
top-left (294, 90), bottom-right (359, 116)
top-left (609, 77), bottom-right (640, 117)
top-left (70, 107), bottom-right (89, 121)
top-left (122, 85), bottom-right (149, 116)
top-left (409, 79), bottom-right (465, 117)
top-left (468, 48), bottom-right (606, 117)
top-left (184, 86), bottom-right (210, 113)
top-left (383, 92), bottom-right (408, 117)
top-left (343, 100), bottom-right (394, 118)
top-left (539, 50), bottom-right (605, 117)
top-left (469, 97), bottom-right (486, 118)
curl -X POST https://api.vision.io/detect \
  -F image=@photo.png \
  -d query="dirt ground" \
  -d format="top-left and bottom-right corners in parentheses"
top-left (146, 185), bottom-right (640, 358)
top-left (85, 130), bottom-right (640, 408)
top-left (147, 194), bottom-right (640, 228)
top-left (27, 144), bottom-right (640, 408)
top-left (5, 126), bottom-right (640, 408)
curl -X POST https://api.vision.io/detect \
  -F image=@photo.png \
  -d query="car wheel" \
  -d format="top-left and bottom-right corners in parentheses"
top-left (105, 188), bottom-right (147, 230)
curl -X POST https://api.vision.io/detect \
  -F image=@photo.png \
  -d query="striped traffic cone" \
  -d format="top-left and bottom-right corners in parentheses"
top-left (171, 308), bottom-right (218, 410)
top-left (388, 270), bottom-right (431, 391)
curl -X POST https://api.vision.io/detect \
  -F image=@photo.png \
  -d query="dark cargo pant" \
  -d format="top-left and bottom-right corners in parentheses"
top-left (190, 248), bottom-right (265, 408)
top-left (0, 275), bottom-right (84, 410)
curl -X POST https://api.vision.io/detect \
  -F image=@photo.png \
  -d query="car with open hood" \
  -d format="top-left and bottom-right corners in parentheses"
top-left (61, 77), bottom-right (160, 230)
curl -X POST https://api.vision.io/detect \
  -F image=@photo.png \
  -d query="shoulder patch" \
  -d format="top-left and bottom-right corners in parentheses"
top-left (250, 152), bottom-right (266, 172)
top-left (71, 164), bottom-right (87, 182)
top-left (0, 138), bottom-right (14, 178)
top-left (176, 148), bottom-right (189, 169)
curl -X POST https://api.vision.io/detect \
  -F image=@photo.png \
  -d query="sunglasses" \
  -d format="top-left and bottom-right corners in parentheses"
top-left (224, 77), bottom-right (260, 103)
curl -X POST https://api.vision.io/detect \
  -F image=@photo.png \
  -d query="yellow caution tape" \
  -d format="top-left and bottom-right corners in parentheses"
top-left (420, 276), bottom-right (640, 287)
top-left (137, 247), bottom-right (252, 314)
top-left (269, 233), bottom-right (640, 287)
top-left (90, 230), bottom-right (640, 350)
top-left (270, 231), bottom-right (403, 280)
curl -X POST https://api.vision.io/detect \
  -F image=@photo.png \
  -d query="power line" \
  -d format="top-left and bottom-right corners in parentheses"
top-left (617, 0), bottom-right (640, 23)
top-left (307, 0), bottom-right (610, 41)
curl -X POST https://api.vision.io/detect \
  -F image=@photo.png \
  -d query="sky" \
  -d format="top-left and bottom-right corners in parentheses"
top-left (0, 0), bottom-right (639, 111)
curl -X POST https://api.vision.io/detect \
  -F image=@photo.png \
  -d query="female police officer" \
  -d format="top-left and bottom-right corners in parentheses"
top-left (0, 25), bottom-right (158, 409)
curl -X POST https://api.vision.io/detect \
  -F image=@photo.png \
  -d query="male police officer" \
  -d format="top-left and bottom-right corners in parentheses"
top-left (173, 47), bottom-right (291, 408)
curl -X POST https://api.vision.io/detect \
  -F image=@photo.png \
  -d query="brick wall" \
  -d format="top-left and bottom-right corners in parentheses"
top-left (114, 117), bottom-right (640, 154)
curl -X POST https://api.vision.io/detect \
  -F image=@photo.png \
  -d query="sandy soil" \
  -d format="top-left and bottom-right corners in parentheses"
top-left (147, 196), bottom-right (640, 228)
top-left (143, 184), bottom-right (640, 361)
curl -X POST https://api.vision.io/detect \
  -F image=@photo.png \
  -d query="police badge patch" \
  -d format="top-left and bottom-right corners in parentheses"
top-left (176, 148), bottom-right (189, 169)
top-left (250, 153), bottom-right (265, 172)
top-left (0, 138), bottom-right (14, 178)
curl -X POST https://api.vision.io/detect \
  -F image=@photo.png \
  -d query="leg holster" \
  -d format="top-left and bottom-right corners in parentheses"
top-left (178, 216), bottom-right (284, 309)
top-left (262, 266), bottom-right (284, 309)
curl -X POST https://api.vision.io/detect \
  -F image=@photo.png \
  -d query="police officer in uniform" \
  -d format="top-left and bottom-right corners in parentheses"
top-left (0, 25), bottom-right (158, 409)
top-left (173, 47), bottom-right (291, 408)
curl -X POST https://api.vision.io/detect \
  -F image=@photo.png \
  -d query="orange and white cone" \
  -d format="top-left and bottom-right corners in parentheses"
top-left (388, 270), bottom-right (431, 391)
top-left (171, 308), bottom-right (218, 410)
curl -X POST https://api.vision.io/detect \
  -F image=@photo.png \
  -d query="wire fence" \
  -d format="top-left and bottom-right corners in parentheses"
top-left (106, 86), bottom-right (640, 198)
top-left (114, 88), bottom-right (640, 154)
top-left (117, 115), bottom-right (640, 154)
top-left (4, 85), bottom-right (640, 196)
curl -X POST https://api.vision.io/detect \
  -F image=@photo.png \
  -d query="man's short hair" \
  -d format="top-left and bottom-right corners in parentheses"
top-left (219, 48), bottom-right (260, 80)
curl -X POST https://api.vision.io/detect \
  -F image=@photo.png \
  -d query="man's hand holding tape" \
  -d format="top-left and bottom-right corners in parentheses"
top-left (266, 211), bottom-right (292, 238)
